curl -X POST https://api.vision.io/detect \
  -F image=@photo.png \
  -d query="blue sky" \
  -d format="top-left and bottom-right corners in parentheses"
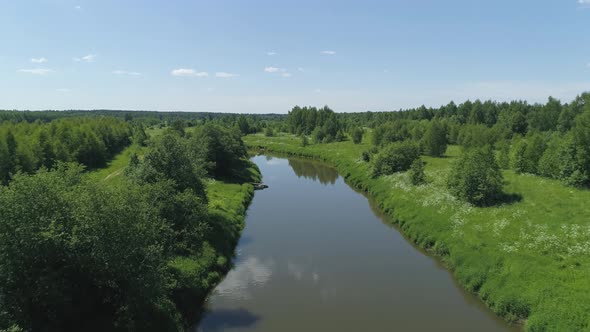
top-left (1, 0), bottom-right (590, 113)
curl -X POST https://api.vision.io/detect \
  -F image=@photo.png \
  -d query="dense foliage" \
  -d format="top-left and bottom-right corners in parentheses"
top-left (191, 124), bottom-right (247, 177)
top-left (0, 121), bottom-right (257, 331)
top-left (339, 93), bottom-right (590, 189)
top-left (0, 117), bottom-right (134, 184)
top-left (286, 106), bottom-right (345, 143)
top-left (0, 165), bottom-right (176, 331)
top-left (447, 146), bottom-right (504, 206)
top-left (409, 158), bottom-right (427, 185)
top-left (372, 141), bottom-right (421, 176)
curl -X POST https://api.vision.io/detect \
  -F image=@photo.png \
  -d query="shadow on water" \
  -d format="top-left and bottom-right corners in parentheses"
top-left (197, 308), bottom-right (260, 332)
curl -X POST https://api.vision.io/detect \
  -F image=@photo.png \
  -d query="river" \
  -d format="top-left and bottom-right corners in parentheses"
top-left (197, 155), bottom-right (514, 332)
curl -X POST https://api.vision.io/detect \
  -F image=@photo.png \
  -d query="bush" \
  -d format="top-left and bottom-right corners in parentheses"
top-left (372, 141), bottom-right (421, 176)
top-left (409, 159), bottom-right (427, 185)
top-left (301, 135), bottom-right (309, 147)
top-left (312, 127), bottom-right (326, 144)
top-left (361, 151), bottom-right (371, 162)
top-left (447, 146), bottom-right (504, 206)
top-left (264, 127), bottom-right (274, 137)
top-left (351, 127), bottom-right (363, 144)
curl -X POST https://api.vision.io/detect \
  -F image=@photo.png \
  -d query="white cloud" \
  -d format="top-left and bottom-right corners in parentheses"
top-left (18, 68), bottom-right (53, 75)
top-left (31, 57), bottom-right (47, 63)
top-left (171, 68), bottom-right (208, 77)
top-left (75, 5), bottom-right (81, 9)
top-left (112, 70), bottom-right (141, 76)
top-left (297, 67), bottom-right (305, 72)
top-left (215, 72), bottom-right (238, 78)
top-left (265, 66), bottom-right (292, 77)
top-left (320, 50), bottom-right (336, 55)
top-left (264, 66), bottom-right (281, 73)
top-left (267, 51), bottom-right (277, 56)
top-left (74, 54), bottom-right (96, 62)
top-left (56, 88), bottom-right (71, 92)
top-left (578, 0), bottom-right (590, 4)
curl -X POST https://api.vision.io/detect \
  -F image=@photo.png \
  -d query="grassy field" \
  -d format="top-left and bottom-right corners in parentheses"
top-left (244, 133), bottom-right (590, 332)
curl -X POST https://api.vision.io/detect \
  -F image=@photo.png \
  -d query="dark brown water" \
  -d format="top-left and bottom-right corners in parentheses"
top-left (197, 155), bottom-right (514, 332)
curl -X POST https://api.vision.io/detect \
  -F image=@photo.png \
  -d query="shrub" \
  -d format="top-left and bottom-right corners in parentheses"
top-left (312, 127), bottom-right (326, 144)
top-left (361, 151), bottom-right (371, 162)
top-left (447, 146), bottom-right (504, 206)
top-left (351, 127), bottom-right (363, 144)
top-left (264, 127), bottom-right (274, 137)
top-left (372, 141), bottom-right (421, 176)
top-left (409, 159), bottom-right (427, 185)
top-left (301, 135), bottom-right (309, 147)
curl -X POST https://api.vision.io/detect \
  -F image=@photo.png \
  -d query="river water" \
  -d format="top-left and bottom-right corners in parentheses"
top-left (197, 155), bottom-right (514, 332)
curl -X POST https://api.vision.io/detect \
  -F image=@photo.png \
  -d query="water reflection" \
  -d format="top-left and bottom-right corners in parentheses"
top-left (214, 257), bottom-right (274, 300)
top-left (288, 158), bottom-right (339, 185)
top-left (264, 156), bottom-right (287, 166)
top-left (198, 155), bottom-right (514, 332)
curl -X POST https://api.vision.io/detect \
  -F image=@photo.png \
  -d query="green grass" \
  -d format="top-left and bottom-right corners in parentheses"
top-left (86, 144), bottom-right (146, 185)
top-left (245, 133), bottom-right (590, 332)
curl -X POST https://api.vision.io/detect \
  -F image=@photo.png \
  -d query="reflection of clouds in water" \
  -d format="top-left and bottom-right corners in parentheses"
top-left (312, 272), bottom-right (320, 283)
top-left (266, 158), bottom-right (287, 166)
top-left (286, 261), bottom-right (320, 284)
top-left (287, 262), bottom-right (304, 280)
top-left (215, 257), bottom-right (274, 300)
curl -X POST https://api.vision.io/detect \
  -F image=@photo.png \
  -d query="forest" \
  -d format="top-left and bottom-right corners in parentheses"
top-left (0, 115), bottom-right (259, 331)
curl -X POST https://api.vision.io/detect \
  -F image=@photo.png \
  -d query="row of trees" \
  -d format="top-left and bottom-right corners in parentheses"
top-left (340, 94), bottom-right (590, 134)
top-left (0, 118), bottom-right (141, 184)
top-left (366, 93), bottom-right (590, 189)
top-left (0, 123), bottom-right (250, 331)
top-left (286, 106), bottom-right (346, 143)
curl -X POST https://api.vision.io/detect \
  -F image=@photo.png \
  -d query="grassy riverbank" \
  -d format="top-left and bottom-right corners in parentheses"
top-left (245, 133), bottom-right (590, 332)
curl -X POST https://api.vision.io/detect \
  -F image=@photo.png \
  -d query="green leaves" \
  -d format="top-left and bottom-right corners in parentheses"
top-left (447, 146), bottom-right (504, 206)
top-left (372, 141), bottom-right (421, 177)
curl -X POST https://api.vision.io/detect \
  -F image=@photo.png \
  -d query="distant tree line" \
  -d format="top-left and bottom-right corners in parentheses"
top-left (0, 117), bottom-right (141, 184)
top-left (286, 106), bottom-right (346, 143)
top-left (0, 110), bottom-right (285, 130)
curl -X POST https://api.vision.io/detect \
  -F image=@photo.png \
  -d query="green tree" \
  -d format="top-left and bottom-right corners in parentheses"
top-left (409, 158), bottom-right (427, 185)
top-left (422, 121), bottom-right (447, 157)
top-left (447, 146), bottom-right (504, 206)
top-left (301, 135), bottom-right (309, 147)
top-left (372, 141), bottom-right (421, 176)
top-left (0, 165), bottom-right (179, 331)
top-left (265, 127), bottom-right (274, 137)
top-left (351, 127), bottom-right (363, 144)
top-left (192, 124), bottom-right (247, 177)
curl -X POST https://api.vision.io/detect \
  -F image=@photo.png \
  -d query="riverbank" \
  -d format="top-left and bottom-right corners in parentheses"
top-left (89, 144), bottom-right (261, 328)
top-left (244, 133), bottom-right (590, 332)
